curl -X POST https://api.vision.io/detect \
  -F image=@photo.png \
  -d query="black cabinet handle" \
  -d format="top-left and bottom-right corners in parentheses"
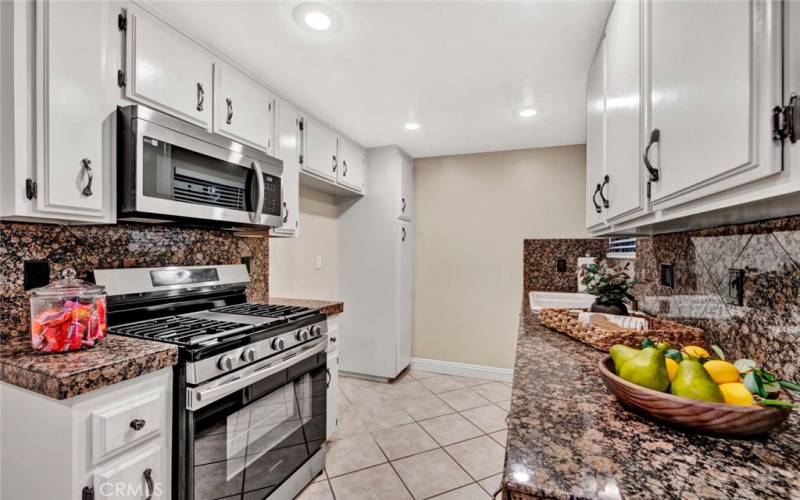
top-left (196, 83), bottom-right (205, 112)
top-left (599, 175), bottom-right (610, 208)
top-left (282, 202), bottom-right (288, 223)
top-left (332, 155), bottom-right (337, 173)
top-left (591, 183), bottom-right (602, 213)
top-left (401, 197), bottom-right (406, 213)
top-left (326, 368), bottom-right (331, 388)
top-left (143, 468), bottom-right (154, 500)
top-left (80, 158), bottom-right (93, 197)
top-left (226, 98), bottom-right (233, 125)
top-left (342, 160), bottom-right (348, 176)
top-left (130, 418), bottom-right (146, 431)
top-left (401, 227), bottom-right (406, 242)
top-left (643, 128), bottom-right (660, 182)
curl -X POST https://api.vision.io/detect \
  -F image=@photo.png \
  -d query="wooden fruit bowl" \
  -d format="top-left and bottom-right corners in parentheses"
top-left (598, 356), bottom-right (793, 437)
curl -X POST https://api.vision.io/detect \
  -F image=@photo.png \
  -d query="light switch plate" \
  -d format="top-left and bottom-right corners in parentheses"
top-left (315, 256), bottom-right (323, 270)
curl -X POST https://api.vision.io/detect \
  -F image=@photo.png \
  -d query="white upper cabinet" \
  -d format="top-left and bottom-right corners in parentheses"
top-left (213, 63), bottom-right (275, 153)
top-left (34, 0), bottom-right (110, 218)
top-left (302, 116), bottom-right (339, 183)
top-left (585, 38), bottom-right (606, 231)
top-left (271, 98), bottom-right (301, 237)
top-left (337, 137), bottom-right (366, 193)
top-left (125, 4), bottom-right (213, 129)
top-left (644, 0), bottom-right (782, 210)
top-left (603, 0), bottom-right (643, 222)
top-left (398, 152), bottom-right (413, 221)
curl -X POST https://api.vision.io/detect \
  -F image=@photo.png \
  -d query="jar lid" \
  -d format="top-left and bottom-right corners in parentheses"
top-left (31, 268), bottom-right (105, 297)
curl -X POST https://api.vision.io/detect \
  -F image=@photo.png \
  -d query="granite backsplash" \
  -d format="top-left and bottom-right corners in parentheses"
top-left (523, 238), bottom-right (606, 293)
top-left (619, 215), bottom-right (800, 381)
top-left (0, 222), bottom-right (269, 339)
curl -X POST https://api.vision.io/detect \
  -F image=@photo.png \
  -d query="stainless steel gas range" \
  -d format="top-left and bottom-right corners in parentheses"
top-left (94, 265), bottom-right (327, 500)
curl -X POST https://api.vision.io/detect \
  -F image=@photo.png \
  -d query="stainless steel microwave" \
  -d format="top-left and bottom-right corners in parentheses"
top-left (117, 105), bottom-right (283, 228)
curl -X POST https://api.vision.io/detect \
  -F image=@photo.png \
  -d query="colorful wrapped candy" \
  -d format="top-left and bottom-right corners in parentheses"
top-left (30, 268), bottom-right (107, 353)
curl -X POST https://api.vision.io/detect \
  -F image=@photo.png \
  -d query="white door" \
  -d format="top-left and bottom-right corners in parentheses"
top-left (337, 138), bottom-right (366, 193)
top-left (604, 0), bottom-right (644, 222)
top-left (398, 153), bottom-right (413, 221)
top-left (586, 39), bottom-right (606, 230)
top-left (125, 4), bottom-right (213, 128)
top-left (395, 221), bottom-right (412, 375)
top-left (35, 0), bottom-right (109, 217)
top-left (302, 116), bottom-right (338, 182)
top-left (326, 350), bottom-right (339, 440)
top-left (213, 63), bottom-right (275, 152)
top-left (645, 0), bottom-right (782, 210)
top-left (271, 99), bottom-right (301, 237)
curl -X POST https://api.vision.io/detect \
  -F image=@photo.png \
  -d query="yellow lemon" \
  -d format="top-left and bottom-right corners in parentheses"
top-left (683, 346), bottom-right (711, 359)
top-left (719, 382), bottom-right (755, 406)
top-left (665, 358), bottom-right (679, 381)
top-left (703, 360), bottom-right (740, 384)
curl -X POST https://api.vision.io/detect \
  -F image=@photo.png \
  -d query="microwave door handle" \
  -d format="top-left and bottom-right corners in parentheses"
top-left (250, 161), bottom-right (265, 224)
top-left (188, 338), bottom-right (327, 410)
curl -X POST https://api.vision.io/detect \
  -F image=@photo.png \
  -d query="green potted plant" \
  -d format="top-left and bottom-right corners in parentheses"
top-left (579, 259), bottom-right (637, 316)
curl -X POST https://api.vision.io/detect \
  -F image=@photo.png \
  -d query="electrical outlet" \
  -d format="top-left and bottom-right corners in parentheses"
top-left (24, 260), bottom-right (50, 290)
top-left (240, 256), bottom-right (252, 273)
top-left (726, 268), bottom-right (745, 306)
top-left (315, 256), bottom-right (323, 270)
top-left (660, 264), bottom-right (674, 288)
top-left (556, 258), bottom-right (567, 273)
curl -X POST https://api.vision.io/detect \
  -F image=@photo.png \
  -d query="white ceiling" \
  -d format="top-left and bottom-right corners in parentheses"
top-left (149, 1), bottom-right (613, 158)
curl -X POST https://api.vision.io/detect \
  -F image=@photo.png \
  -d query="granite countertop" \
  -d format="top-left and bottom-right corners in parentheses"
top-left (269, 297), bottom-right (344, 316)
top-left (0, 335), bottom-right (178, 400)
top-left (504, 302), bottom-right (800, 499)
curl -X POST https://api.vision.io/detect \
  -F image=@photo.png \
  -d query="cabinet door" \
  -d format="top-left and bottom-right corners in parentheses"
top-left (585, 39), bottom-right (606, 230)
top-left (271, 99), bottom-right (301, 237)
top-left (34, 0), bottom-right (109, 217)
top-left (214, 63), bottom-right (275, 152)
top-left (337, 138), bottom-right (366, 193)
top-left (326, 350), bottom-right (339, 440)
top-left (604, 0), bottom-right (644, 222)
top-left (395, 221), bottom-right (412, 375)
top-left (645, 0), bottom-right (782, 210)
top-left (398, 153), bottom-right (413, 221)
top-left (125, 4), bottom-right (213, 128)
top-left (302, 116), bottom-right (338, 182)
top-left (93, 441), bottom-right (166, 499)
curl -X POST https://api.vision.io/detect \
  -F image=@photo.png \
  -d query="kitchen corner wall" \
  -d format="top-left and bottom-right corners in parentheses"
top-left (268, 185), bottom-right (339, 300)
top-left (0, 222), bottom-right (269, 339)
top-left (625, 215), bottom-right (800, 381)
top-left (523, 239), bottom-right (606, 293)
top-left (413, 145), bottom-right (591, 370)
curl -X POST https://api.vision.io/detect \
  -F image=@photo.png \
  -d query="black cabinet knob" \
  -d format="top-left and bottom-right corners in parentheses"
top-left (130, 418), bottom-right (146, 431)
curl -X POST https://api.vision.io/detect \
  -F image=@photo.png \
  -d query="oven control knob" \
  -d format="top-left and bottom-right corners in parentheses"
top-left (241, 347), bottom-right (257, 363)
top-left (296, 329), bottom-right (309, 341)
top-left (311, 325), bottom-right (322, 337)
top-left (271, 338), bottom-right (285, 351)
top-left (217, 354), bottom-right (235, 371)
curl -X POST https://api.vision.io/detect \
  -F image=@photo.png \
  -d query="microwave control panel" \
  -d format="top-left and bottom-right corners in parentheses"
top-left (263, 174), bottom-right (282, 216)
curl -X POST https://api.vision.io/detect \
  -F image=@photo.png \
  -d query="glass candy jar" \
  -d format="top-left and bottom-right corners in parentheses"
top-left (30, 268), bottom-right (107, 353)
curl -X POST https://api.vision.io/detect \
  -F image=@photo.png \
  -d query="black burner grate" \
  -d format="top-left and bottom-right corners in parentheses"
top-left (211, 303), bottom-right (317, 321)
top-left (110, 316), bottom-right (254, 346)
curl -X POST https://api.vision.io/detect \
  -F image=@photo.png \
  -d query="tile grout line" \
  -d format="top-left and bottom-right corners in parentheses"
top-left (370, 426), bottom-right (419, 500)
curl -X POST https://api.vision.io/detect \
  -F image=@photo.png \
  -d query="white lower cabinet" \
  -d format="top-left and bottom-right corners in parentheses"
top-left (326, 315), bottom-right (340, 440)
top-left (0, 368), bottom-right (172, 500)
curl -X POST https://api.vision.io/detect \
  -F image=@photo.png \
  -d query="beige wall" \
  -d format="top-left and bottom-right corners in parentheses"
top-left (269, 185), bottom-right (339, 300)
top-left (413, 145), bottom-right (590, 369)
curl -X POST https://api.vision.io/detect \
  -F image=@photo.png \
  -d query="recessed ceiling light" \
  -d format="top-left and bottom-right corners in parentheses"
top-left (293, 3), bottom-right (342, 34)
top-left (404, 122), bottom-right (421, 131)
top-left (518, 107), bottom-right (538, 118)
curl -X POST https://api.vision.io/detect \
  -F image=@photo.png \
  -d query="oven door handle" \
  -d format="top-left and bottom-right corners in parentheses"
top-left (250, 161), bottom-right (265, 224)
top-left (187, 338), bottom-right (327, 410)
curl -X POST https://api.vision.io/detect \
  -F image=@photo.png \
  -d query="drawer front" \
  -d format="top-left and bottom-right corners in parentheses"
top-left (92, 389), bottom-right (164, 465)
top-left (93, 442), bottom-right (165, 500)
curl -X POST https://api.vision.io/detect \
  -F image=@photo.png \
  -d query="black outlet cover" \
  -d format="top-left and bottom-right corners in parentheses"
top-left (24, 260), bottom-right (50, 291)
top-left (660, 263), bottom-right (674, 288)
top-left (557, 258), bottom-right (567, 273)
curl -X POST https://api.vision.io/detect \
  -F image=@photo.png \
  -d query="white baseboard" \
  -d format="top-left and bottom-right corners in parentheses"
top-left (410, 357), bottom-right (513, 383)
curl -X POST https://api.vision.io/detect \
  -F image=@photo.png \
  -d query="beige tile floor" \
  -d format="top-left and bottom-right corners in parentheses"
top-left (295, 370), bottom-right (510, 500)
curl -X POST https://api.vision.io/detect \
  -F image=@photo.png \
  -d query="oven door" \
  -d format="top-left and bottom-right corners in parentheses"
top-left (184, 338), bottom-right (327, 500)
top-left (122, 112), bottom-right (282, 227)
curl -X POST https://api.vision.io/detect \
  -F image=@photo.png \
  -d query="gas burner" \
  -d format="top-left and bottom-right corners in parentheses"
top-left (111, 315), bottom-right (255, 346)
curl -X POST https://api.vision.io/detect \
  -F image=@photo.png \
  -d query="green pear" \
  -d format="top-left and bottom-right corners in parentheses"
top-left (669, 360), bottom-right (724, 403)
top-left (609, 345), bottom-right (640, 374)
top-left (619, 347), bottom-right (670, 392)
